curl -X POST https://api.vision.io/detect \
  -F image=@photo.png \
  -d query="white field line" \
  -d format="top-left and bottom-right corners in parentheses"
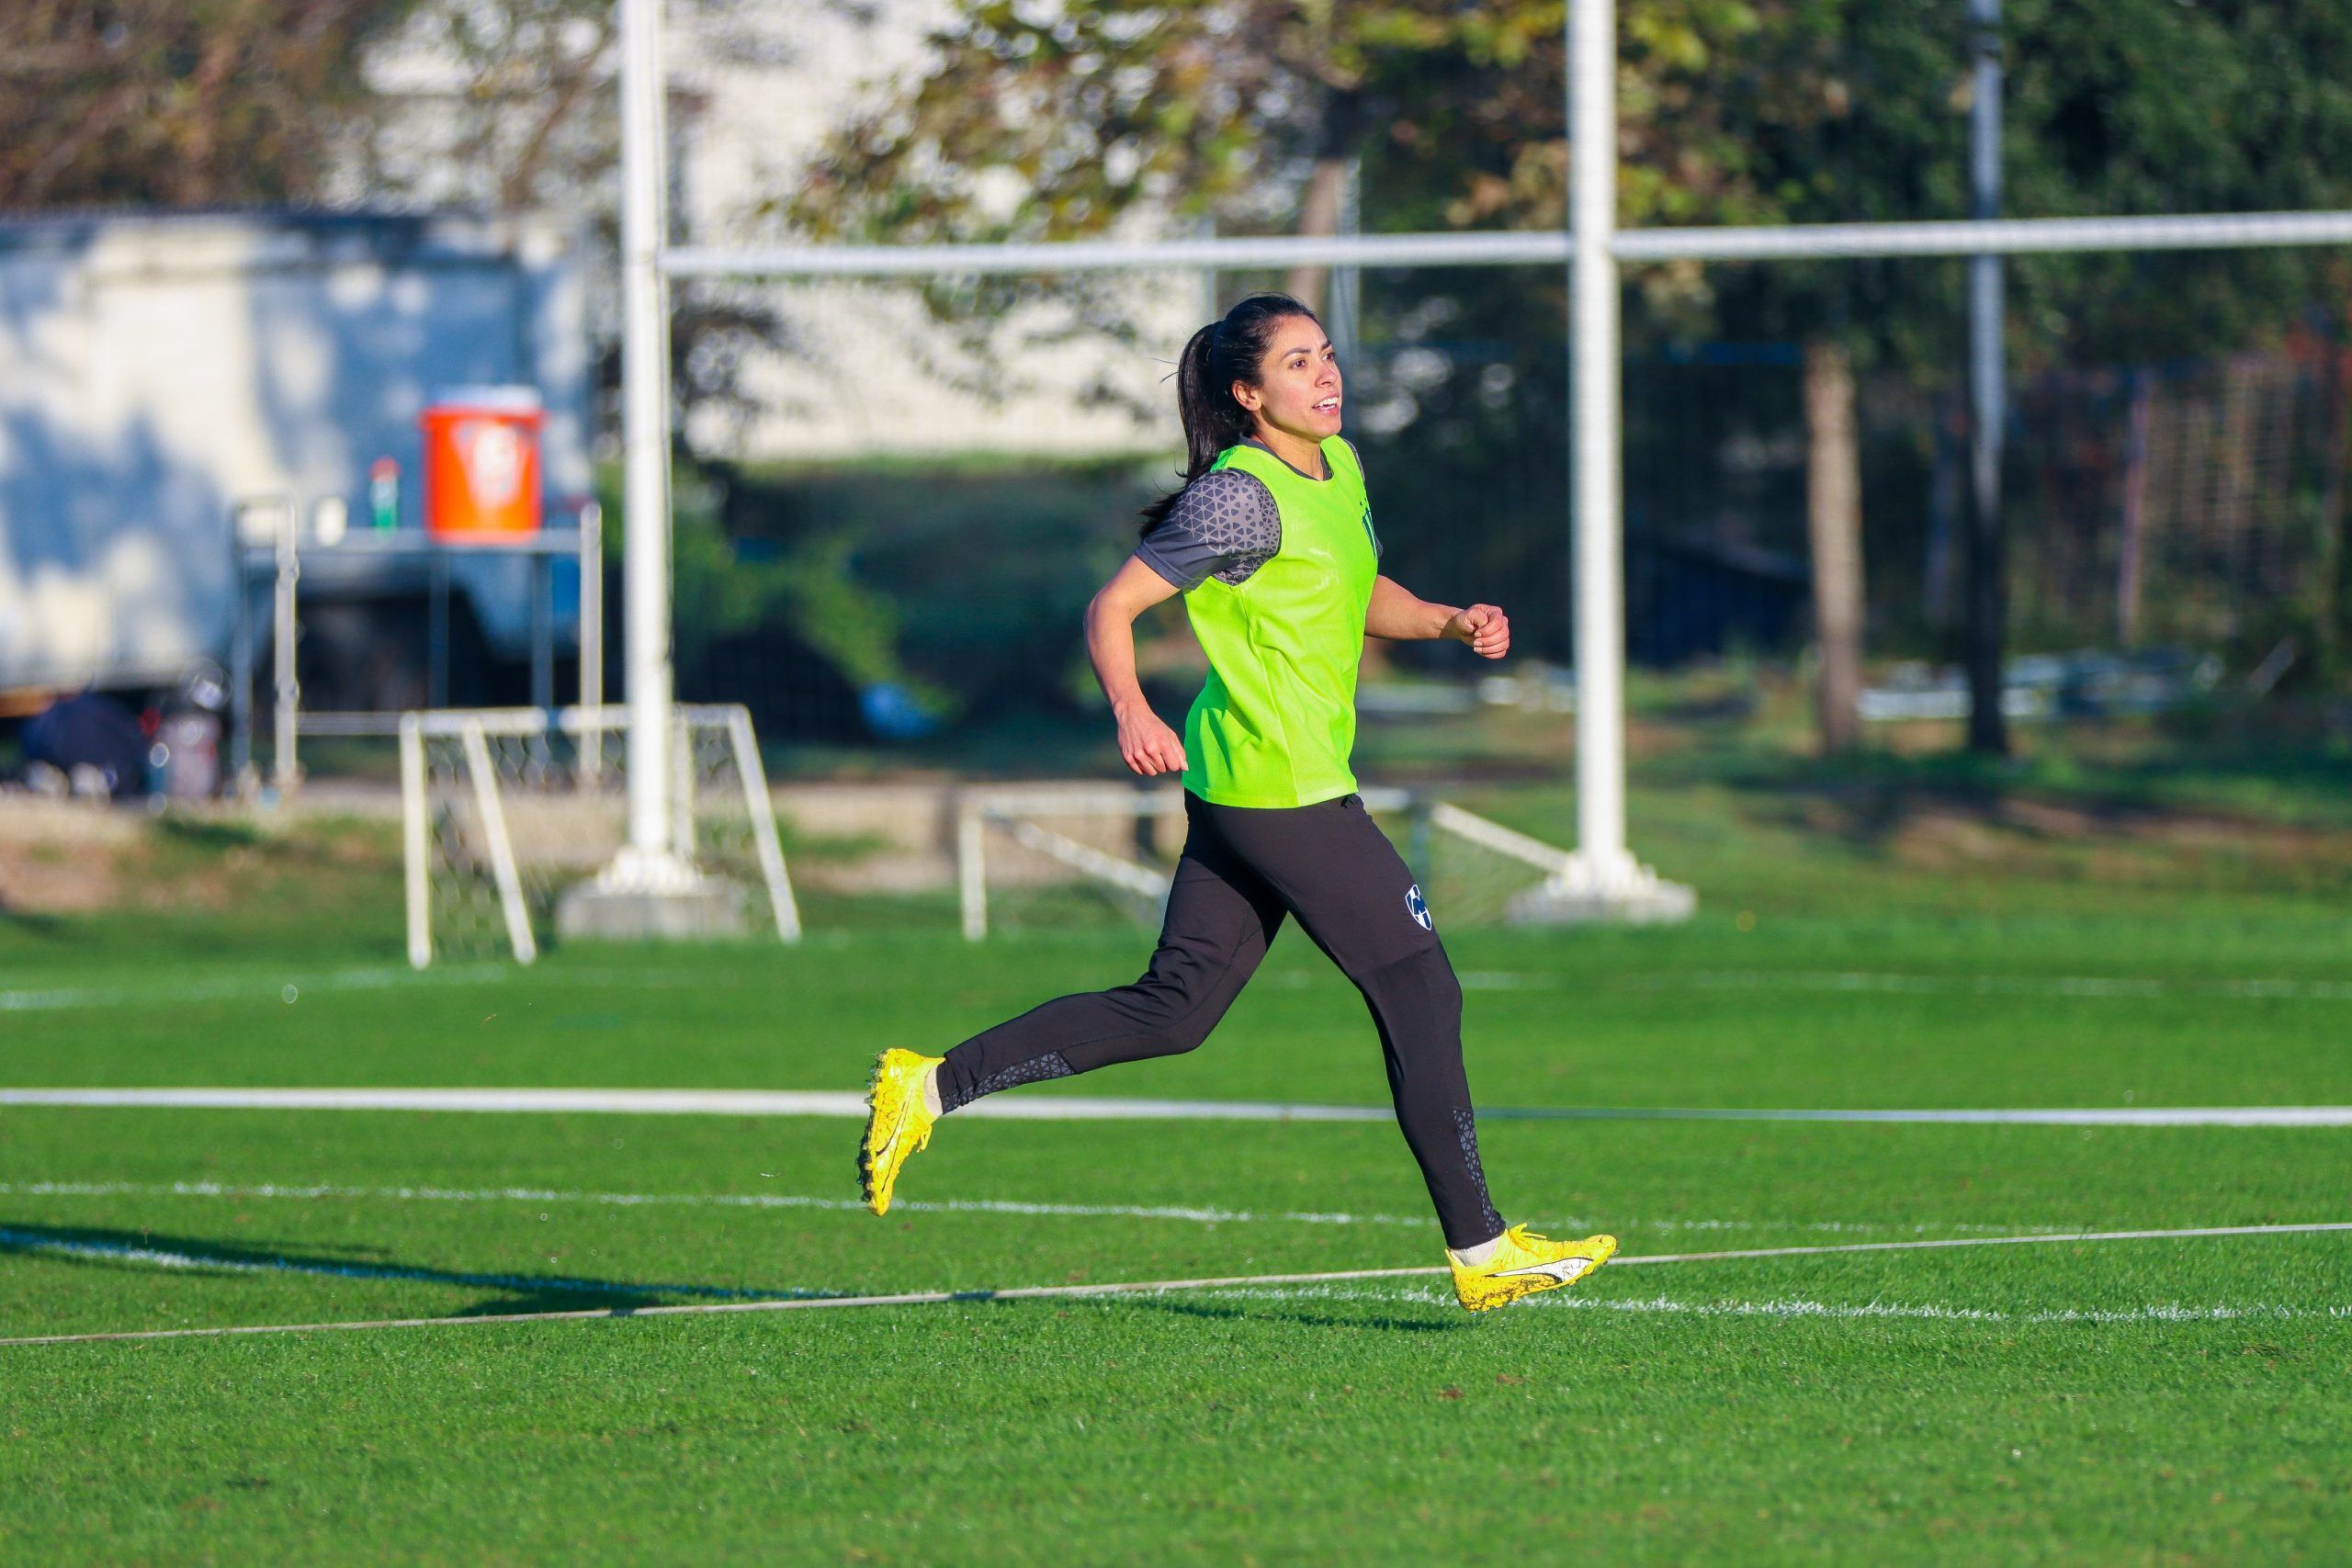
top-left (0, 965), bottom-right (753, 1014)
top-left (0, 1087), bottom-right (1372, 1120)
top-left (12, 964), bottom-right (2344, 1013)
top-left (13, 964), bottom-right (2347, 1012)
top-left (4, 1086), bottom-right (2350, 1126)
top-left (1166, 1285), bottom-right (2352, 1326)
top-left (0, 964), bottom-right (507, 1012)
top-left (1476, 1106), bottom-right (2352, 1127)
top-left (1357, 970), bottom-right (2352, 999)
top-left (1622, 970), bottom-right (2352, 1001)
top-left (1, 1220), bottom-right (2345, 1350)
top-left (0, 1180), bottom-right (2083, 1237)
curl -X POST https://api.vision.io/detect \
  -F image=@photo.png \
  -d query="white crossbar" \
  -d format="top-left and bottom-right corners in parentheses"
top-left (1617, 209), bottom-right (2352, 262)
top-left (400, 704), bottom-right (749, 740)
top-left (662, 231), bottom-right (1569, 277)
top-left (661, 210), bottom-right (2352, 280)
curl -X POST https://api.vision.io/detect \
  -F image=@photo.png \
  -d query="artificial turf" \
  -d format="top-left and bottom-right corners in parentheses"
top-left (3, 797), bottom-right (2350, 1562)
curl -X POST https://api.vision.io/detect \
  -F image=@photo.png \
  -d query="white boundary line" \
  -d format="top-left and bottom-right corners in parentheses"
top-left (2, 1221), bottom-right (2345, 1349)
top-left (1161, 1286), bottom-right (2352, 1326)
top-left (13, 964), bottom-right (2348, 1014)
top-left (662, 211), bottom-right (2352, 278)
top-left (10, 965), bottom-right (2346, 1013)
top-left (4, 1087), bottom-right (2350, 1126)
top-left (0, 965), bottom-right (507, 1013)
top-left (1477, 1106), bottom-right (2352, 1127)
top-left (1631, 971), bottom-right (2352, 1001)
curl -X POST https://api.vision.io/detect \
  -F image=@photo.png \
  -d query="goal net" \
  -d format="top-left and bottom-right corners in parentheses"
top-left (400, 704), bottom-right (800, 966)
top-left (953, 784), bottom-right (1690, 940)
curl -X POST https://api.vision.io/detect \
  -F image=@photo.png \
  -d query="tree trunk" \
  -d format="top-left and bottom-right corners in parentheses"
top-left (1803, 338), bottom-right (1865, 754)
top-left (2116, 368), bottom-right (2154, 648)
top-left (1283, 90), bottom-right (1363, 311)
top-left (1283, 157), bottom-right (1350, 311)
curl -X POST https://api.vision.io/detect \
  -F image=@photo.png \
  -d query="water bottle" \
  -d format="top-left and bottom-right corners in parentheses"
top-left (370, 457), bottom-right (400, 531)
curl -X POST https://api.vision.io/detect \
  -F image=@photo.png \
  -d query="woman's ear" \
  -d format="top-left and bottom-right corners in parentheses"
top-left (1231, 381), bottom-right (1261, 412)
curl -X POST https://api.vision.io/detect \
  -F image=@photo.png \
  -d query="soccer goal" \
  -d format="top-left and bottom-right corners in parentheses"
top-left (400, 704), bottom-right (799, 967)
top-left (954, 784), bottom-right (1691, 941)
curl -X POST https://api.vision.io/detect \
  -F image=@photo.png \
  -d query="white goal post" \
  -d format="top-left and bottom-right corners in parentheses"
top-left (954, 784), bottom-right (1692, 941)
top-left (401, 703), bottom-right (800, 967)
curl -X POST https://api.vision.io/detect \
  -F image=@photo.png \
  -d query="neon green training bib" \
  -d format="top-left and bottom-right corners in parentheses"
top-left (1180, 437), bottom-right (1380, 808)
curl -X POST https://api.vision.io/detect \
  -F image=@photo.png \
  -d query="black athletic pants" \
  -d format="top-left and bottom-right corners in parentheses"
top-left (935, 789), bottom-right (1505, 1248)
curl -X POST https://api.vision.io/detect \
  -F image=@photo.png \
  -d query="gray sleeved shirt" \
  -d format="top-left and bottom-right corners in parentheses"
top-left (1134, 441), bottom-right (1379, 592)
top-left (1135, 469), bottom-right (1283, 591)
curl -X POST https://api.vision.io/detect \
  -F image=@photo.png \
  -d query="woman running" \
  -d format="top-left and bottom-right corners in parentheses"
top-left (858, 293), bottom-right (1613, 1313)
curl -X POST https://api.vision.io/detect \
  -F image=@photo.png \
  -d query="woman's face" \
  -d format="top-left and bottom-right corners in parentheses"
top-left (1233, 316), bottom-right (1341, 444)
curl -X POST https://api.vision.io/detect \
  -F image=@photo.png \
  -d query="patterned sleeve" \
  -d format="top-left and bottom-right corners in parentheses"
top-left (1134, 469), bottom-right (1283, 591)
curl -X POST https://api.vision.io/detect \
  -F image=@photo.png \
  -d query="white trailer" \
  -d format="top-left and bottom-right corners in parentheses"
top-left (0, 210), bottom-right (593, 706)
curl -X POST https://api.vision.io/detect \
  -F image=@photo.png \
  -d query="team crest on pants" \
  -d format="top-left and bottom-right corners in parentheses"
top-left (1405, 883), bottom-right (1432, 931)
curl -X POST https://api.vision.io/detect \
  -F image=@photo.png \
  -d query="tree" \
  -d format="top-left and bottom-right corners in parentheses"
top-left (1999, 0), bottom-right (2352, 368)
top-left (0, 1), bottom-right (412, 209)
top-left (1804, 337), bottom-right (1863, 750)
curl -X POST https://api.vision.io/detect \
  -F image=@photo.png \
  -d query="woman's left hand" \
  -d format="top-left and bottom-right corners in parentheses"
top-left (1444, 604), bottom-right (1510, 660)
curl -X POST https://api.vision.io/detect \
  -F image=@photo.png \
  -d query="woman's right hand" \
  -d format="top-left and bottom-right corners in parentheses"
top-left (1115, 702), bottom-right (1187, 776)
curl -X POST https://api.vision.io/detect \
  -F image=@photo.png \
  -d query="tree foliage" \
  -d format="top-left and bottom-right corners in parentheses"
top-left (0, 1), bottom-right (412, 209)
top-left (784, 1), bottom-right (1781, 246)
top-left (339, 0), bottom-right (623, 211)
top-left (1999, 0), bottom-right (2352, 365)
top-left (790, 0), bottom-right (2352, 355)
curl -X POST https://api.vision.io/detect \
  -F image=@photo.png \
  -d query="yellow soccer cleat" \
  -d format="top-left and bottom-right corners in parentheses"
top-left (1449, 1225), bottom-right (1618, 1314)
top-left (858, 1048), bottom-right (942, 1216)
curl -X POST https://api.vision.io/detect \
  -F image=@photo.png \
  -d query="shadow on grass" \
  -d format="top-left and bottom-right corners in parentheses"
top-left (1127, 1293), bottom-right (1459, 1336)
top-left (153, 818), bottom-right (262, 852)
top-left (0, 909), bottom-right (66, 939)
top-left (1665, 728), bottom-right (2352, 831)
top-left (0, 1220), bottom-right (821, 1317)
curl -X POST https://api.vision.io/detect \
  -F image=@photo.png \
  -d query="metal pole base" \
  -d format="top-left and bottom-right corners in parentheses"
top-left (556, 847), bottom-right (751, 941)
top-left (1507, 852), bottom-right (1697, 926)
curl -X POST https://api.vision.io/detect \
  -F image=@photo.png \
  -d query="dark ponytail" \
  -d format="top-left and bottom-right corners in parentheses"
top-left (1138, 292), bottom-right (1321, 535)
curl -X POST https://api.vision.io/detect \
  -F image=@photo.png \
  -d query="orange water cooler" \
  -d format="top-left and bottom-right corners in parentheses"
top-left (420, 387), bottom-right (545, 539)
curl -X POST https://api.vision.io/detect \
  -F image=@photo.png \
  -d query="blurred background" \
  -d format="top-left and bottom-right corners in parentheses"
top-left (5, 0), bottom-right (2352, 943)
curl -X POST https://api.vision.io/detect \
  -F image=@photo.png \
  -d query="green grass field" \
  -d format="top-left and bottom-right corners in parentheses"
top-left (4, 764), bottom-right (2350, 1563)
